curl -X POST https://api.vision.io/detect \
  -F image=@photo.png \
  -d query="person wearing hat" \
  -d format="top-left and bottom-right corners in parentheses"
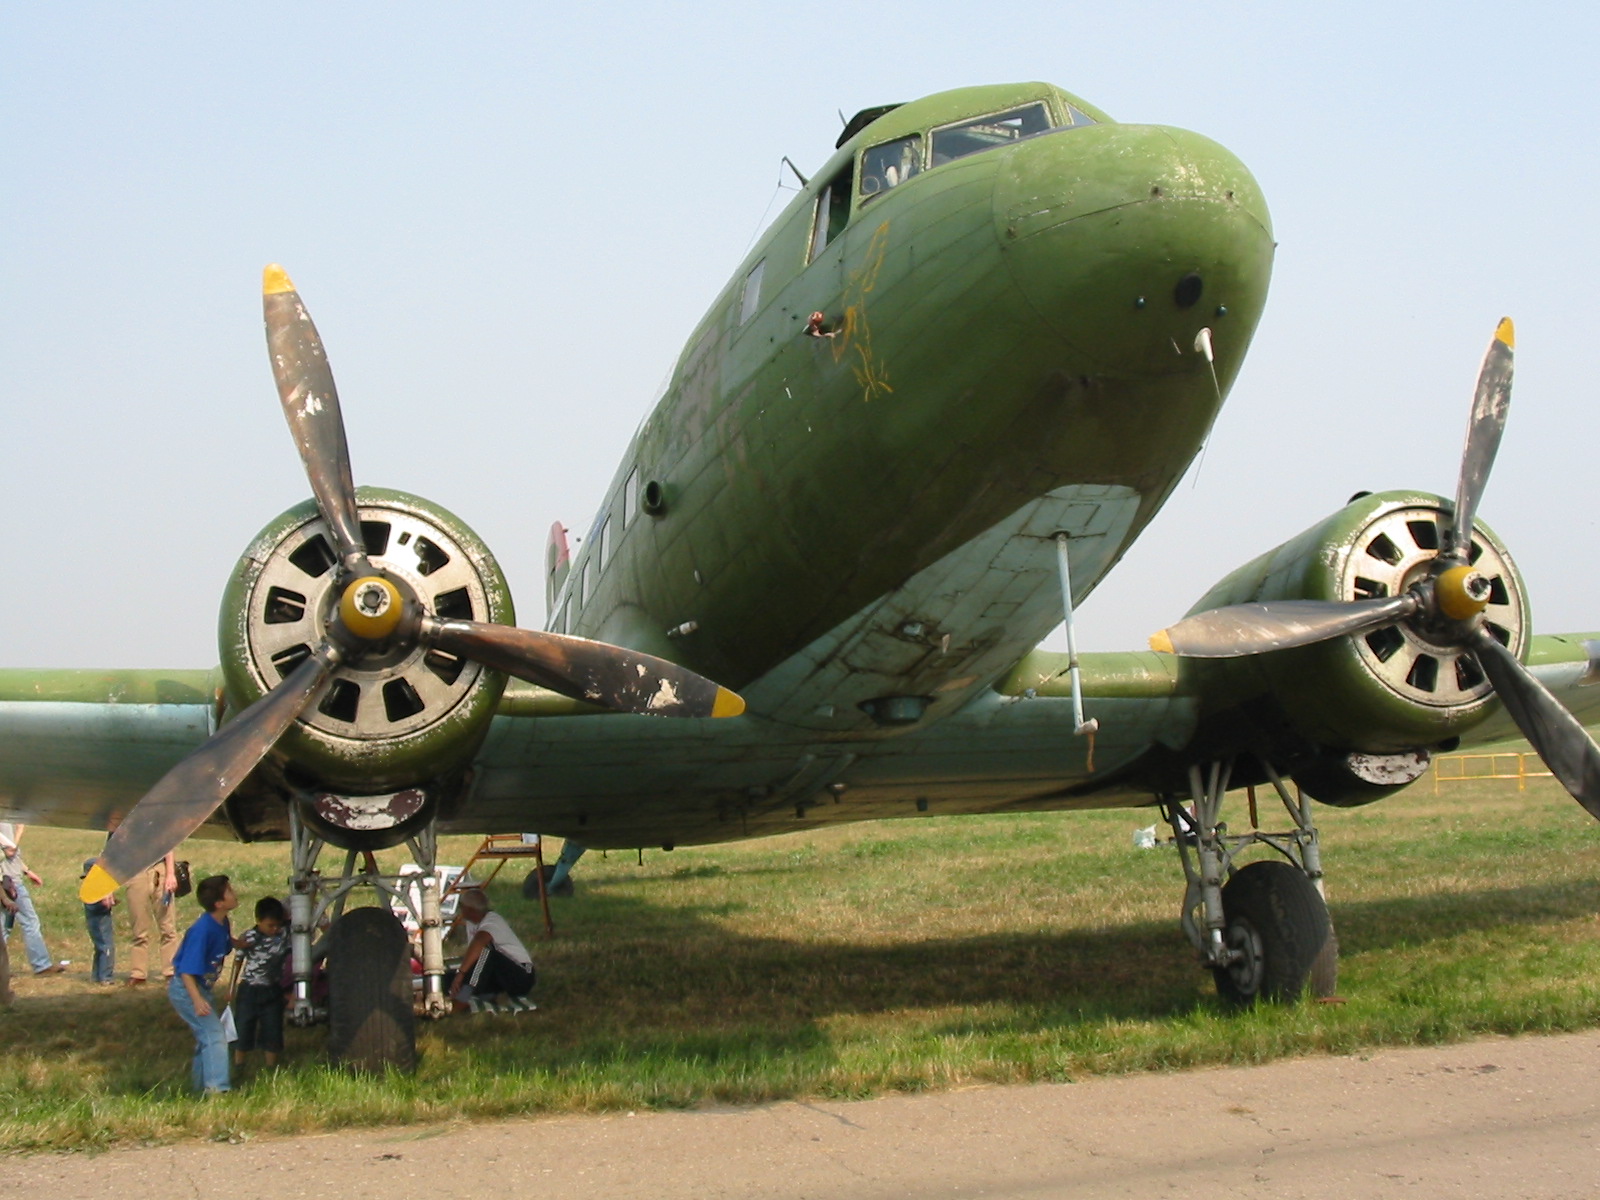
top-left (80, 857), bottom-right (117, 985)
top-left (0, 823), bottom-right (65, 976)
top-left (446, 888), bottom-right (535, 1012)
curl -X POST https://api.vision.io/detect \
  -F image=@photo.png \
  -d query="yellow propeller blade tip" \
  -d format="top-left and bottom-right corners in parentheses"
top-left (263, 263), bottom-right (296, 296)
top-left (1148, 630), bottom-right (1175, 655)
top-left (712, 687), bottom-right (746, 718)
top-left (1495, 317), bottom-right (1514, 349)
top-left (79, 862), bottom-right (120, 904)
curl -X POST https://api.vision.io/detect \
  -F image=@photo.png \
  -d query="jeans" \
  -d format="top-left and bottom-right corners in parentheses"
top-left (2, 881), bottom-right (53, 973)
top-left (167, 976), bottom-right (230, 1093)
top-left (85, 905), bottom-right (115, 983)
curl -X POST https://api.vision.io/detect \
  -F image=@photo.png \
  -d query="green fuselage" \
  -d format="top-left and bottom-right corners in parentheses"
top-left (559, 82), bottom-right (1272, 724)
top-left (0, 82), bottom-right (1296, 845)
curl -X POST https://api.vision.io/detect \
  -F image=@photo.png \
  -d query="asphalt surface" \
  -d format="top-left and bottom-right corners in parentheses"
top-left (12, 1030), bottom-right (1599, 1198)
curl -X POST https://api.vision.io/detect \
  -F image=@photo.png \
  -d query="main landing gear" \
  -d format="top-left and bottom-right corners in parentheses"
top-left (1161, 759), bottom-right (1337, 1007)
top-left (287, 805), bottom-right (450, 1072)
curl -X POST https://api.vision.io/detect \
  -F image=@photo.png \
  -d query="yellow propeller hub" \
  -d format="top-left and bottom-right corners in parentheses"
top-left (1436, 564), bottom-right (1493, 622)
top-left (339, 575), bottom-right (404, 641)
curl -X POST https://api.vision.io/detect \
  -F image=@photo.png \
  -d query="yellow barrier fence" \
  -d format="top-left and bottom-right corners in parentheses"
top-left (1432, 751), bottom-right (1552, 794)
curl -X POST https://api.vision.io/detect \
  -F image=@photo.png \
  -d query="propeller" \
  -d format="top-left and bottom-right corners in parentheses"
top-left (82, 266), bottom-right (745, 903)
top-left (1148, 319), bottom-right (1600, 820)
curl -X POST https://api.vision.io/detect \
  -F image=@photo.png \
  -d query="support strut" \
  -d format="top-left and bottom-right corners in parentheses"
top-left (286, 805), bottom-right (453, 1026)
top-left (1162, 756), bottom-right (1326, 971)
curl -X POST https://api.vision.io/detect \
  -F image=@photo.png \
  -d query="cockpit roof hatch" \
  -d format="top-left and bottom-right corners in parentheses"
top-left (837, 103), bottom-right (904, 149)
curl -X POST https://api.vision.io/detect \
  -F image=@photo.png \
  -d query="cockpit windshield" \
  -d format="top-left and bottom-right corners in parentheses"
top-left (860, 134), bottom-right (922, 202)
top-left (931, 102), bottom-right (1062, 166)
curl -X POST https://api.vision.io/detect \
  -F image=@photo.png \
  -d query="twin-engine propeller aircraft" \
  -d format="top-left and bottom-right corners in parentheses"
top-left (3, 81), bottom-right (1597, 1067)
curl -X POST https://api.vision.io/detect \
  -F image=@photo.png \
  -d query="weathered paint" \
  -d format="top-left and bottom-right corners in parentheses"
top-left (7, 81), bottom-right (1586, 850)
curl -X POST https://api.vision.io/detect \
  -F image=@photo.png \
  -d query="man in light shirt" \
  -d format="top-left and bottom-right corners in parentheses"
top-left (448, 888), bottom-right (535, 1012)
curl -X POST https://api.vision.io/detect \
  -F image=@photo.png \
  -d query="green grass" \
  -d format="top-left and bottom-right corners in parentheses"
top-left (2, 771), bottom-right (1598, 1151)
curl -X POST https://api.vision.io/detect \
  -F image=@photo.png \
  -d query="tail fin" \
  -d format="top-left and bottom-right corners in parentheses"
top-left (545, 522), bottom-right (571, 625)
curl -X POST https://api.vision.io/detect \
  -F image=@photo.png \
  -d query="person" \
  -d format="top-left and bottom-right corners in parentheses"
top-left (0, 867), bottom-right (16, 1005)
top-left (448, 888), bottom-right (535, 1012)
top-left (169, 875), bottom-right (238, 1095)
top-left (228, 896), bottom-right (288, 1071)
top-left (110, 812), bottom-right (177, 986)
top-left (0, 823), bottom-right (65, 976)
top-left (80, 858), bottom-right (117, 985)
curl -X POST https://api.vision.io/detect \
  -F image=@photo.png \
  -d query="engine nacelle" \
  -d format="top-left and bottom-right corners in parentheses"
top-left (1183, 490), bottom-right (1528, 792)
top-left (218, 487), bottom-right (513, 798)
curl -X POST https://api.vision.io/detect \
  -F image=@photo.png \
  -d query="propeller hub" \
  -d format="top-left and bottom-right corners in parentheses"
top-left (1434, 564), bottom-right (1493, 622)
top-left (339, 575), bottom-right (405, 641)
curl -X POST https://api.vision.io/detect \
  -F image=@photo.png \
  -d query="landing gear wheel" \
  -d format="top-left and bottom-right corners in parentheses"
top-left (1212, 860), bottom-right (1333, 1008)
top-left (326, 907), bottom-right (417, 1072)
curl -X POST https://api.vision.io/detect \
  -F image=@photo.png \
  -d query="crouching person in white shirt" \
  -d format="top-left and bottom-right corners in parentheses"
top-left (448, 888), bottom-right (535, 1013)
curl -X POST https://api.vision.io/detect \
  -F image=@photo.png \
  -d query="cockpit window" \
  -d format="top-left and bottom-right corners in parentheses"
top-left (931, 102), bottom-right (1056, 166)
top-left (860, 134), bottom-right (922, 202)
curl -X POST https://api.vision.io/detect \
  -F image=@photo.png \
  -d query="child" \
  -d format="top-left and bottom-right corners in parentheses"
top-left (169, 874), bottom-right (238, 1095)
top-left (80, 858), bottom-right (116, 985)
top-left (229, 896), bottom-right (288, 1071)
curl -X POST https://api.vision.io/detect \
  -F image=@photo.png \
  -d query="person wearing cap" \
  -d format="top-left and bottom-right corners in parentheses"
top-left (0, 823), bottom-right (64, 976)
top-left (447, 888), bottom-right (535, 1012)
top-left (81, 857), bottom-right (117, 985)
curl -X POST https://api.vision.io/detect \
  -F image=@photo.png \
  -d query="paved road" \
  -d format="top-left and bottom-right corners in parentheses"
top-left (14, 1031), bottom-right (1599, 1197)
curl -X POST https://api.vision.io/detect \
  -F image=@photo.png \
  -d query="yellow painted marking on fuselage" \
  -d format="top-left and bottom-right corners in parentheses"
top-left (830, 222), bottom-right (895, 402)
top-left (1495, 316), bottom-right (1515, 349)
top-left (263, 263), bottom-right (296, 295)
top-left (1148, 630), bottom-right (1175, 655)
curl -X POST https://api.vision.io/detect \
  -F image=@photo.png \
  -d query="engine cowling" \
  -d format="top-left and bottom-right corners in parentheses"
top-left (1183, 489), bottom-right (1528, 796)
top-left (218, 486), bottom-right (513, 798)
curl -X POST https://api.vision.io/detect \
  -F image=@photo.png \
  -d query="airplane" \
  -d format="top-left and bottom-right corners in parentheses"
top-left (2, 79), bottom-right (1597, 1069)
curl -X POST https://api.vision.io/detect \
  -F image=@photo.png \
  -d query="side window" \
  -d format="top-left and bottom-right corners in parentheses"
top-left (808, 162), bottom-right (854, 261)
top-left (623, 469), bottom-right (640, 526)
top-left (861, 135), bottom-right (922, 202)
top-left (739, 259), bottom-right (766, 324)
top-left (555, 599), bottom-right (569, 634)
top-left (581, 558), bottom-right (595, 605)
top-left (598, 515), bottom-right (613, 568)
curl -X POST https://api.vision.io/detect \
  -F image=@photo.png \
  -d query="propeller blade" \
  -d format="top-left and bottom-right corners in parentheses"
top-left (263, 265), bottom-right (368, 574)
top-left (1446, 318), bottom-right (1515, 560)
top-left (425, 619), bottom-right (745, 718)
top-left (1150, 594), bottom-right (1422, 658)
top-left (80, 646), bottom-right (338, 903)
top-left (1469, 627), bottom-right (1600, 821)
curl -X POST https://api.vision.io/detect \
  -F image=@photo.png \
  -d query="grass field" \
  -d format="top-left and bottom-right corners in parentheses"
top-left (1, 769), bottom-right (1598, 1152)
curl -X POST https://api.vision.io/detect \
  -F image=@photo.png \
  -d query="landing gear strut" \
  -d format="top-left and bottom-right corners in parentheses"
top-left (287, 805), bottom-right (450, 1069)
top-left (1162, 759), bottom-right (1336, 1006)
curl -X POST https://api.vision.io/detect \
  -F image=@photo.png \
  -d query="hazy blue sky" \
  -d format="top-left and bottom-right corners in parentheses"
top-left (4, 4), bottom-right (1597, 668)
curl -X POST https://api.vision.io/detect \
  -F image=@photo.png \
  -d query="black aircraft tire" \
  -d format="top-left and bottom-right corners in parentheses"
top-left (326, 906), bottom-right (417, 1073)
top-left (1310, 919), bottom-right (1340, 999)
top-left (1211, 860), bottom-right (1333, 1008)
top-left (522, 866), bottom-right (549, 900)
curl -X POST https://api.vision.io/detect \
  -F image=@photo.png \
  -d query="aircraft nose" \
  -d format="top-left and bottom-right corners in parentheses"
top-left (994, 123), bottom-right (1274, 377)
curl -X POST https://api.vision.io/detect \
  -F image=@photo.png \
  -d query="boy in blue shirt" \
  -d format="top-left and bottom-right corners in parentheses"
top-left (169, 874), bottom-right (238, 1095)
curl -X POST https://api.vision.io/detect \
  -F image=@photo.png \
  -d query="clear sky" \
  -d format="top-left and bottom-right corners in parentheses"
top-left (3, 3), bottom-right (1596, 668)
